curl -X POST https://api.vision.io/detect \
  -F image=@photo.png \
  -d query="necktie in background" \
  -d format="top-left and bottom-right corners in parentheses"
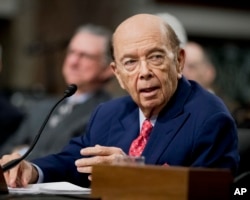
top-left (48, 101), bottom-right (75, 128)
top-left (129, 119), bottom-right (153, 156)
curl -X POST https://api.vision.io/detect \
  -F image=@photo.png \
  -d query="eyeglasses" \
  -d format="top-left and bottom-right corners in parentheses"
top-left (67, 49), bottom-right (103, 61)
top-left (117, 52), bottom-right (172, 73)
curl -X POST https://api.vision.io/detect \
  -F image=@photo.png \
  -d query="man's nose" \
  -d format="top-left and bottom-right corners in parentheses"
top-left (68, 53), bottom-right (82, 65)
top-left (139, 60), bottom-right (153, 80)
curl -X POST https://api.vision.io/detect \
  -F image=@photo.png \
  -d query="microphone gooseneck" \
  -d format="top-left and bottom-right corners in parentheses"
top-left (2, 84), bottom-right (78, 172)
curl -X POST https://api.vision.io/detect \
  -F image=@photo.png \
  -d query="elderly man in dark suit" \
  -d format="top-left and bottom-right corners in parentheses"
top-left (0, 24), bottom-right (113, 159)
top-left (0, 14), bottom-right (239, 188)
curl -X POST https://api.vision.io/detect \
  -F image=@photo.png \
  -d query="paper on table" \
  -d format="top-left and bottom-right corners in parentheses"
top-left (8, 181), bottom-right (91, 195)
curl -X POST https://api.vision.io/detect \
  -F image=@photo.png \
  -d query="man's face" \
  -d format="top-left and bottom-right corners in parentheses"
top-left (62, 32), bottom-right (107, 90)
top-left (111, 20), bottom-right (184, 117)
top-left (183, 42), bottom-right (215, 89)
top-left (183, 43), bottom-right (205, 84)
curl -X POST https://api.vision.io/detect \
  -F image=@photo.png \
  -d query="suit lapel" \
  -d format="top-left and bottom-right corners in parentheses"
top-left (143, 78), bottom-right (192, 164)
top-left (143, 113), bottom-right (190, 164)
top-left (107, 104), bottom-right (140, 153)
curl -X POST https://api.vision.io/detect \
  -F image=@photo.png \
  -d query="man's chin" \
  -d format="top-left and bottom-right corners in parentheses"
top-left (141, 102), bottom-right (157, 111)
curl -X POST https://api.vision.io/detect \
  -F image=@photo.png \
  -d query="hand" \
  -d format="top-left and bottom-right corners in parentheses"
top-left (0, 152), bottom-right (38, 188)
top-left (75, 144), bottom-right (126, 180)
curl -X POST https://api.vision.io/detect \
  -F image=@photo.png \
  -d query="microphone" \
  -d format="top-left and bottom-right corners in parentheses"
top-left (1, 84), bottom-right (77, 172)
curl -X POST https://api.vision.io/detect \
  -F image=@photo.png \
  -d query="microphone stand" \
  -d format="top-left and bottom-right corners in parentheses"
top-left (1, 84), bottom-right (77, 172)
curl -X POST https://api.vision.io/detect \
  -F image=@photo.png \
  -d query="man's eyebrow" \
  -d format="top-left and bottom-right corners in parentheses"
top-left (118, 48), bottom-right (166, 62)
top-left (147, 48), bottom-right (166, 54)
top-left (119, 53), bottom-right (137, 62)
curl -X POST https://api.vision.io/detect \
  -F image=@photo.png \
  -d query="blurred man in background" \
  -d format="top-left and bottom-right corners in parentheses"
top-left (156, 13), bottom-right (216, 93)
top-left (183, 41), bottom-right (217, 93)
top-left (0, 24), bottom-right (113, 159)
top-left (0, 44), bottom-right (24, 146)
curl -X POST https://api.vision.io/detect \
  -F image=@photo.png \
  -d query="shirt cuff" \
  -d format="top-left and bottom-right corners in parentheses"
top-left (32, 164), bottom-right (44, 183)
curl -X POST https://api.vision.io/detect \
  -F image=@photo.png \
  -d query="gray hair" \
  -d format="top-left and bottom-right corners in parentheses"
top-left (74, 24), bottom-right (112, 64)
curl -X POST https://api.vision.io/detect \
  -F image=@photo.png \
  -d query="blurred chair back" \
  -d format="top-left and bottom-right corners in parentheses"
top-left (237, 128), bottom-right (250, 175)
top-left (233, 128), bottom-right (250, 196)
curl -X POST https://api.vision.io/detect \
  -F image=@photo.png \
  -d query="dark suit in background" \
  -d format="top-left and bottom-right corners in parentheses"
top-left (0, 93), bottom-right (24, 146)
top-left (0, 89), bottom-right (111, 160)
top-left (32, 78), bottom-right (239, 187)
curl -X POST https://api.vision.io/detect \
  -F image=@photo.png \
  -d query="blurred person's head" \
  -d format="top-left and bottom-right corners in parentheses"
top-left (62, 24), bottom-right (113, 95)
top-left (110, 14), bottom-right (185, 118)
top-left (155, 12), bottom-right (187, 48)
top-left (183, 41), bottom-right (216, 92)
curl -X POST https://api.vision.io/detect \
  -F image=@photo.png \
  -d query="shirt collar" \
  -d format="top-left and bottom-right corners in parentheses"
top-left (67, 93), bottom-right (92, 105)
top-left (139, 109), bottom-right (157, 130)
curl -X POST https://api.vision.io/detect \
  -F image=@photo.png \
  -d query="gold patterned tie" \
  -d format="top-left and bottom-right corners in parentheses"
top-left (129, 119), bottom-right (153, 156)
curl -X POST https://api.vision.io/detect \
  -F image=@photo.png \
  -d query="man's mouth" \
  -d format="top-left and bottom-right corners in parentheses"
top-left (139, 86), bottom-right (159, 97)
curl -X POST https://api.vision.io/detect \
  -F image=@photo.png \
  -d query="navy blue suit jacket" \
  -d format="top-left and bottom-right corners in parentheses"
top-left (33, 77), bottom-right (239, 187)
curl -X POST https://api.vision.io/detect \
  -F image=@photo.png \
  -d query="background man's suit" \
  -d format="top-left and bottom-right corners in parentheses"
top-left (0, 89), bottom-right (111, 160)
top-left (33, 77), bottom-right (239, 187)
top-left (0, 93), bottom-right (24, 146)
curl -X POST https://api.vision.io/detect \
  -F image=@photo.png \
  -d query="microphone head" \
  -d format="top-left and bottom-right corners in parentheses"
top-left (64, 84), bottom-right (77, 97)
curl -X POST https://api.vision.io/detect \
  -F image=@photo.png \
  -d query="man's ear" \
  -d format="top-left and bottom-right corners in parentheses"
top-left (176, 48), bottom-right (185, 79)
top-left (110, 62), bottom-right (125, 89)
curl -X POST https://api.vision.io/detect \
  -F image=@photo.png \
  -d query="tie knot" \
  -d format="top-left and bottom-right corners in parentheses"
top-left (141, 119), bottom-right (153, 138)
